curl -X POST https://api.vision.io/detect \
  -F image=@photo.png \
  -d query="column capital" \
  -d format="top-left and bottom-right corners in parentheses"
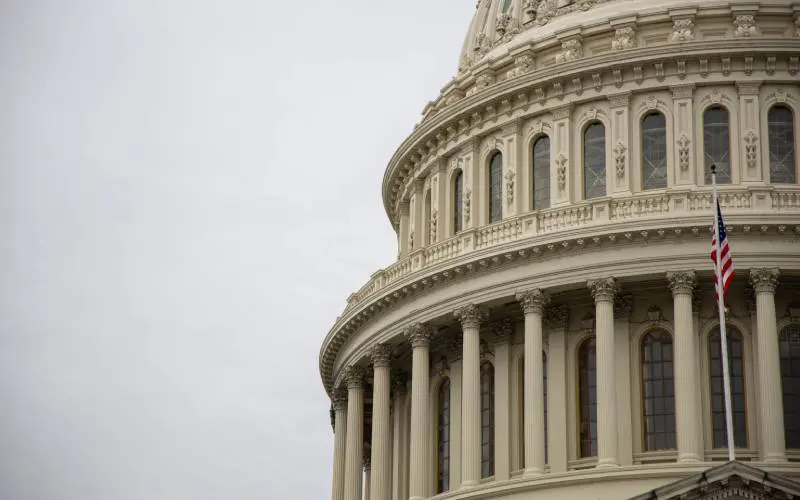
top-left (667, 270), bottom-right (696, 295)
top-left (454, 303), bottom-right (488, 329)
top-left (516, 289), bottom-right (549, 314)
top-left (403, 322), bottom-right (433, 348)
top-left (398, 200), bottom-right (410, 216)
top-left (344, 365), bottom-right (366, 390)
top-left (588, 277), bottom-right (618, 303)
top-left (545, 304), bottom-right (570, 329)
top-left (492, 318), bottom-right (514, 344)
top-left (370, 343), bottom-right (393, 368)
top-left (750, 268), bottom-right (779, 294)
top-left (333, 389), bottom-right (348, 411)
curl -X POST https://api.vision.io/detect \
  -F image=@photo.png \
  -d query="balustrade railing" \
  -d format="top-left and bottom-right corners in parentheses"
top-left (343, 186), bottom-right (800, 313)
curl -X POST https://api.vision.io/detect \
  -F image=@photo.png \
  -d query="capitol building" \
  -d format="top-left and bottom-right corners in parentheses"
top-left (318, 0), bottom-right (800, 498)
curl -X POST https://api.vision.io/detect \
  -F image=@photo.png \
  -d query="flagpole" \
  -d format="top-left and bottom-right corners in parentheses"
top-left (711, 163), bottom-right (736, 462)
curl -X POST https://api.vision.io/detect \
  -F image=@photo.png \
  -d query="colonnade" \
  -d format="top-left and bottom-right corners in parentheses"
top-left (330, 268), bottom-right (787, 500)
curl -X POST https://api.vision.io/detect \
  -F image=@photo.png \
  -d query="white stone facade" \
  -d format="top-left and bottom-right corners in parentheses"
top-left (320, 1), bottom-right (800, 499)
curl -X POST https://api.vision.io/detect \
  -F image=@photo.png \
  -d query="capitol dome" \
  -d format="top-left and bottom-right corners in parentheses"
top-left (321, 1), bottom-right (800, 499)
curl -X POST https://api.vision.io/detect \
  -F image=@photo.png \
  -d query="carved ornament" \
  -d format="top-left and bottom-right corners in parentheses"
top-left (370, 343), bottom-right (393, 368)
top-left (678, 134), bottom-right (691, 171)
top-left (344, 365), bottom-right (366, 389)
top-left (492, 318), bottom-right (514, 344)
top-left (516, 288), bottom-right (549, 315)
top-left (555, 39), bottom-right (582, 64)
top-left (733, 14), bottom-right (759, 38)
top-left (743, 131), bottom-right (758, 169)
top-left (614, 141), bottom-right (627, 179)
top-left (587, 277), bottom-right (618, 302)
top-left (671, 18), bottom-right (695, 42)
top-left (545, 304), bottom-right (570, 329)
top-left (667, 271), bottom-right (696, 295)
top-left (750, 268), bottom-right (779, 294)
top-left (612, 27), bottom-right (636, 50)
top-left (454, 303), bottom-right (488, 329)
top-left (556, 154), bottom-right (568, 190)
top-left (505, 170), bottom-right (516, 207)
top-left (332, 390), bottom-right (348, 412)
top-left (404, 322), bottom-right (433, 348)
top-left (614, 294), bottom-right (633, 317)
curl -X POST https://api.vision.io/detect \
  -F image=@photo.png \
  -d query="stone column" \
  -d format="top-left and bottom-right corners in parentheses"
top-left (405, 323), bottom-right (432, 500)
top-left (454, 304), bottom-right (488, 488)
top-left (492, 320), bottom-right (513, 481)
top-left (390, 374), bottom-right (408, 500)
top-left (667, 271), bottom-right (703, 462)
top-left (750, 268), bottom-right (787, 462)
top-left (545, 305), bottom-right (570, 473)
top-left (588, 278), bottom-right (619, 468)
top-left (343, 366), bottom-right (365, 500)
top-left (370, 344), bottom-right (392, 500)
top-left (516, 289), bottom-right (549, 476)
top-left (614, 295), bottom-right (634, 466)
top-left (363, 460), bottom-right (371, 500)
top-left (331, 391), bottom-right (348, 500)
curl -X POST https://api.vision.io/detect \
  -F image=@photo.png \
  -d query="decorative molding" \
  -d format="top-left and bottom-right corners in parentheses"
top-left (671, 18), bottom-right (695, 42)
top-left (454, 303), bottom-right (488, 329)
top-left (553, 105), bottom-right (572, 121)
top-left (642, 95), bottom-right (660, 111)
top-left (615, 294), bottom-right (633, 317)
top-left (614, 141), bottom-right (627, 179)
top-left (492, 318), bottom-right (514, 344)
top-left (430, 209), bottom-right (438, 244)
top-left (736, 81), bottom-right (761, 96)
top-left (749, 268), bottom-right (779, 294)
top-left (608, 92), bottom-right (631, 108)
top-left (670, 84), bottom-right (694, 100)
top-left (332, 390), bottom-right (348, 412)
top-left (528, 120), bottom-right (552, 137)
top-left (667, 270), bottom-right (696, 295)
top-left (344, 365), bottom-right (366, 389)
top-left (545, 304), bottom-right (570, 329)
top-left (464, 188), bottom-right (472, 225)
top-left (516, 288), bottom-right (549, 315)
top-left (743, 131), bottom-right (758, 169)
top-left (556, 154), bottom-right (568, 190)
top-left (678, 134), bottom-right (691, 172)
top-left (733, 14), bottom-right (759, 38)
top-left (508, 53), bottom-right (535, 79)
top-left (612, 27), bottom-right (636, 51)
top-left (556, 39), bottom-right (583, 64)
top-left (505, 170), bottom-right (516, 207)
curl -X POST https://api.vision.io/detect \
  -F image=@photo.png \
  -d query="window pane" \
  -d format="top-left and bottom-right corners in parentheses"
top-left (768, 106), bottom-right (797, 184)
top-left (709, 327), bottom-right (747, 448)
top-left (703, 107), bottom-right (731, 184)
top-left (641, 330), bottom-right (676, 451)
top-left (533, 136), bottom-right (551, 210)
top-left (453, 170), bottom-right (463, 234)
top-left (583, 123), bottom-right (606, 199)
top-left (480, 363), bottom-right (495, 477)
top-left (642, 113), bottom-right (668, 190)
top-left (438, 379), bottom-right (451, 493)
top-left (489, 153), bottom-right (503, 223)
top-left (578, 337), bottom-right (598, 457)
top-left (780, 324), bottom-right (800, 448)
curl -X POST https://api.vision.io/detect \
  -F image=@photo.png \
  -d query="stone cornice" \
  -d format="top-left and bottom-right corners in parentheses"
top-left (382, 38), bottom-right (800, 227)
top-left (319, 203), bottom-right (800, 394)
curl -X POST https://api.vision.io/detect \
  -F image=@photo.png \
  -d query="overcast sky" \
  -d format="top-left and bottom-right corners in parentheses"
top-left (0, 2), bottom-right (471, 499)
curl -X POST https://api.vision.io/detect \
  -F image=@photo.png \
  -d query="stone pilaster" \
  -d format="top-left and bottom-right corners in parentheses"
top-left (370, 344), bottom-right (393, 500)
top-left (670, 84), bottom-right (695, 186)
top-left (331, 390), bottom-right (348, 500)
top-left (343, 366), bottom-right (366, 500)
top-left (588, 278), bottom-right (619, 467)
top-left (551, 105), bottom-right (572, 206)
top-left (516, 289), bottom-right (549, 475)
top-left (398, 201), bottom-right (410, 257)
top-left (405, 323), bottom-right (432, 500)
top-left (454, 304), bottom-right (488, 488)
top-left (667, 271), bottom-right (703, 462)
top-left (750, 268), bottom-right (787, 462)
top-left (608, 93), bottom-right (632, 195)
top-left (737, 81), bottom-right (762, 183)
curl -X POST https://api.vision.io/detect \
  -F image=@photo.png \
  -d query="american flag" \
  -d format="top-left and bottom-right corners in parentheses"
top-left (711, 200), bottom-right (734, 300)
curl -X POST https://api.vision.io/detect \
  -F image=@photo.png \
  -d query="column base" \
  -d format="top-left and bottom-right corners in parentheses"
top-left (596, 458), bottom-right (620, 469)
top-left (762, 454), bottom-right (788, 464)
top-left (523, 467), bottom-right (544, 477)
top-left (677, 453), bottom-right (702, 463)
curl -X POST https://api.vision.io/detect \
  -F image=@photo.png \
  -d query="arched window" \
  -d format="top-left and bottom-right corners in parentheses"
top-left (641, 330), bottom-right (676, 451)
top-left (641, 112), bottom-right (668, 190)
top-left (532, 136), bottom-right (551, 210)
top-left (453, 170), bottom-right (464, 234)
top-left (578, 337), bottom-right (598, 458)
top-left (424, 189), bottom-right (432, 246)
top-left (780, 323), bottom-right (800, 449)
top-left (583, 123), bottom-right (606, 199)
top-left (481, 362), bottom-right (495, 478)
top-left (437, 378), bottom-right (451, 493)
top-left (703, 107), bottom-right (731, 184)
top-left (768, 106), bottom-right (797, 184)
top-left (709, 327), bottom-right (746, 448)
top-left (489, 152), bottom-right (503, 223)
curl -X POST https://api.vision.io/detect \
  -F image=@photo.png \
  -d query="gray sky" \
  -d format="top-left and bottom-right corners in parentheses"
top-left (0, 1), bottom-right (470, 499)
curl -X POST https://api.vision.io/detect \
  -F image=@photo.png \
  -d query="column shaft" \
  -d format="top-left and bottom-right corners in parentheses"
top-left (370, 345), bottom-right (392, 500)
top-left (455, 305), bottom-right (486, 487)
top-left (668, 271), bottom-right (702, 462)
top-left (589, 278), bottom-right (619, 467)
top-left (331, 395), bottom-right (348, 500)
top-left (343, 367), bottom-right (365, 500)
top-left (364, 468), bottom-right (371, 500)
top-left (406, 325), bottom-right (431, 500)
top-left (391, 376), bottom-right (407, 500)
top-left (517, 290), bottom-right (548, 475)
top-left (493, 328), bottom-right (511, 481)
top-left (751, 269), bottom-right (786, 462)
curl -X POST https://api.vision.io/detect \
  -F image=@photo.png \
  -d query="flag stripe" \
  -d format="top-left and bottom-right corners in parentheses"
top-left (711, 201), bottom-right (734, 300)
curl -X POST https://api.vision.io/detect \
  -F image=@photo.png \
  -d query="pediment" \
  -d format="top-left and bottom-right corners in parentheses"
top-left (629, 461), bottom-right (800, 500)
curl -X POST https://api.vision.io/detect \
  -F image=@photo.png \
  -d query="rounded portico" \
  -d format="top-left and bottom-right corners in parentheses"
top-left (320, 1), bottom-right (800, 499)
